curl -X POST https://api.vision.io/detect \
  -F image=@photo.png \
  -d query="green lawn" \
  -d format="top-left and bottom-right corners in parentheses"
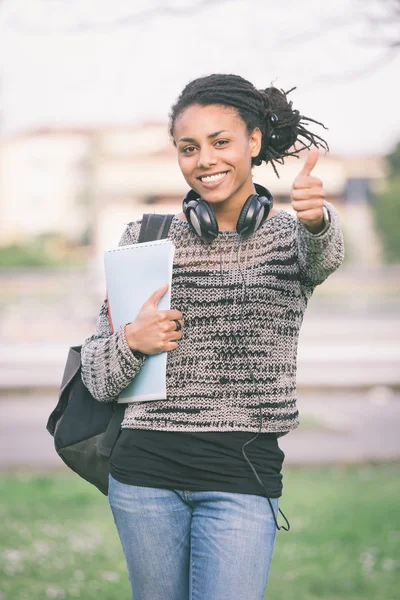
top-left (0, 464), bottom-right (399, 600)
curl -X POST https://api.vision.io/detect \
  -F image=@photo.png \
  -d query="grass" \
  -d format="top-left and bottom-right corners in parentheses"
top-left (0, 238), bottom-right (88, 268)
top-left (0, 464), bottom-right (399, 600)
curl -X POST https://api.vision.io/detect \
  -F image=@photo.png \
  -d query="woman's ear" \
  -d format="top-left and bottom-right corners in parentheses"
top-left (249, 127), bottom-right (262, 158)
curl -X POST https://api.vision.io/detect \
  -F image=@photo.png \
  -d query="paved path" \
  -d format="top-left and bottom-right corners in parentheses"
top-left (280, 390), bottom-right (400, 464)
top-left (1, 389), bottom-right (399, 469)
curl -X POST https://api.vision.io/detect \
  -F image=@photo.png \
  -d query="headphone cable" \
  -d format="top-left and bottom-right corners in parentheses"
top-left (218, 236), bottom-right (290, 532)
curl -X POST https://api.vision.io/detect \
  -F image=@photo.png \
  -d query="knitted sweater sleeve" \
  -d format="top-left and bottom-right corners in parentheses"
top-left (296, 199), bottom-right (345, 287)
top-left (80, 221), bottom-right (147, 402)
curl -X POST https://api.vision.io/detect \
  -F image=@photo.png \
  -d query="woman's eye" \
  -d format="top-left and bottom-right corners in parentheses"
top-left (182, 146), bottom-right (196, 154)
top-left (215, 140), bottom-right (228, 147)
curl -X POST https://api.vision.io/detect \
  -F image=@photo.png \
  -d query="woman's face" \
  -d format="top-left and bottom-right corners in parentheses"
top-left (173, 104), bottom-right (262, 209)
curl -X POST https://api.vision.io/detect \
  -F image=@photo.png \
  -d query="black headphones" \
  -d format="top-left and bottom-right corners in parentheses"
top-left (182, 183), bottom-right (273, 242)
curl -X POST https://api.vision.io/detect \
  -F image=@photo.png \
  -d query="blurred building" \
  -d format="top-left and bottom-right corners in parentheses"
top-left (0, 124), bottom-right (387, 265)
top-left (0, 130), bottom-right (91, 245)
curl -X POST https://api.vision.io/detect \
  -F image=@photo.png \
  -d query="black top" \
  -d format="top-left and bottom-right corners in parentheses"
top-left (110, 429), bottom-right (285, 498)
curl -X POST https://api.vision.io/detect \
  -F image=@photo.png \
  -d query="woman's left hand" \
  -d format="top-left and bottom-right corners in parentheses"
top-left (290, 148), bottom-right (326, 234)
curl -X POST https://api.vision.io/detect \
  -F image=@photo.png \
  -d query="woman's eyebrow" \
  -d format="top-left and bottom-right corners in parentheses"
top-left (178, 130), bottom-right (230, 143)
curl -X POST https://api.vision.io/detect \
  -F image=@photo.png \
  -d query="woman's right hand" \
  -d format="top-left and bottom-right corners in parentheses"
top-left (124, 283), bottom-right (184, 355)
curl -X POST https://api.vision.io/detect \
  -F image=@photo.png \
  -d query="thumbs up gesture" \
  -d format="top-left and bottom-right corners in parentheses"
top-left (290, 148), bottom-right (326, 234)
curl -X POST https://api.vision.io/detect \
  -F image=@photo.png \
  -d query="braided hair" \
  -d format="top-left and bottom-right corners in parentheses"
top-left (169, 73), bottom-right (328, 177)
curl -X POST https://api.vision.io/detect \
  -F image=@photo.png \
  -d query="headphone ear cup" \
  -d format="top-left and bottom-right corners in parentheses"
top-left (237, 184), bottom-right (273, 237)
top-left (195, 200), bottom-right (219, 242)
top-left (236, 194), bottom-right (269, 237)
top-left (182, 190), bottom-right (219, 242)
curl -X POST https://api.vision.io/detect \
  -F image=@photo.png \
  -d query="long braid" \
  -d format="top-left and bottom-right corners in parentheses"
top-left (169, 74), bottom-right (329, 178)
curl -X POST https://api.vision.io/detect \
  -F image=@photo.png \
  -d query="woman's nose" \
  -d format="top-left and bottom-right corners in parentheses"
top-left (197, 148), bottom-right (217, 169)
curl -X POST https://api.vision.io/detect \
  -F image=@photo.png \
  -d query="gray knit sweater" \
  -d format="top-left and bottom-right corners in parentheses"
top-left (81, 200), bottom-right (344, 438)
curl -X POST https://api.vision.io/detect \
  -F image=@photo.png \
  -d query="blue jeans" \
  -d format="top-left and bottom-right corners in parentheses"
top-left (108, 473), bottom-right (278, 600)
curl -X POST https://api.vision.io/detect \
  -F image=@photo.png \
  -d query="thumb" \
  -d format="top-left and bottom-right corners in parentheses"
top-left (299, 147), bottom-right (319, 176)
top-left (146, 282), bottom-right (169, 307)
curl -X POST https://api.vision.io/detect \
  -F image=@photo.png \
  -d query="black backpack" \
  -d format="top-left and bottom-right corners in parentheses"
top-left (46, 213), bottom-right (174, 495)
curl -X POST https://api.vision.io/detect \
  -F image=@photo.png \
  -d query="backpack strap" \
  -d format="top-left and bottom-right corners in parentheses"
top-left (138, 213), bottom-right (175, 243)
top-left (99, 213), bottom-right (174, 458)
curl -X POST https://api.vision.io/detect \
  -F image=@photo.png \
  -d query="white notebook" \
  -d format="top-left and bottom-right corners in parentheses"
top-left (104, 238), bottom-right (175, 403)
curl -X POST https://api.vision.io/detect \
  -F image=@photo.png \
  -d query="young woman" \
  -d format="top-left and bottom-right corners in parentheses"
top-left (81, 73), bottom-right (345, 600)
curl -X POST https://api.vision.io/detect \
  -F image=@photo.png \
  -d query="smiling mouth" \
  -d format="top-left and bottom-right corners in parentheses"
top-left (198, 171), bottom-right (229, 184)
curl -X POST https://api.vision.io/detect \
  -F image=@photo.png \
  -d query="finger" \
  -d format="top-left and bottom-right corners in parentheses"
top-left (299, 147), bottom-right (319, 177)
top-left (165, 340), bottom-right (179, 351)
top-left (292, 199), bottom-right (324, 213)
top-left (154, 333), bottom-right (182, 353)
top-left (160, 318), bottom-right (184, 332)
top-left (168, 318), bottom-right (184, 331)
top-left (292, 175), bottom-right (323, 190)
top-left (294, 208), bottom-right (324, 221)
top-left (291, 188), bottom-right (325, 201)
top-left (161, 309), bottom-right (184, 321)
top-left (166, 329), bottom-right (183, 341)
top-left (145, 283), bottom-right (169, 307)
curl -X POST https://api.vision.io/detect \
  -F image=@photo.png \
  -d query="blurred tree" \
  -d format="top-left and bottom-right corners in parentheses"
top-left (386, 141), bottom-right (400, 175)
top-left (5, 1), bottom-right (399, 80)
top-left (368, 0), bottom-right (400, 48)
top-left (5, 0), bottom-right (237, 33)
top-left (0, 233), bottom-right (88, 267)
top-left (371, 143), bottom-right (400, 263)
top-left (277, 0), bottom-right (400, 81)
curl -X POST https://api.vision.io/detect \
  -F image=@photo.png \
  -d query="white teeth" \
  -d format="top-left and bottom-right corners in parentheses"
top-left (201, 172), bottom-right (227, 183)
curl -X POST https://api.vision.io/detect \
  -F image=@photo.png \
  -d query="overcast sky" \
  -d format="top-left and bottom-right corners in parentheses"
top-left (0, 0), bottom-right (399, 156)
